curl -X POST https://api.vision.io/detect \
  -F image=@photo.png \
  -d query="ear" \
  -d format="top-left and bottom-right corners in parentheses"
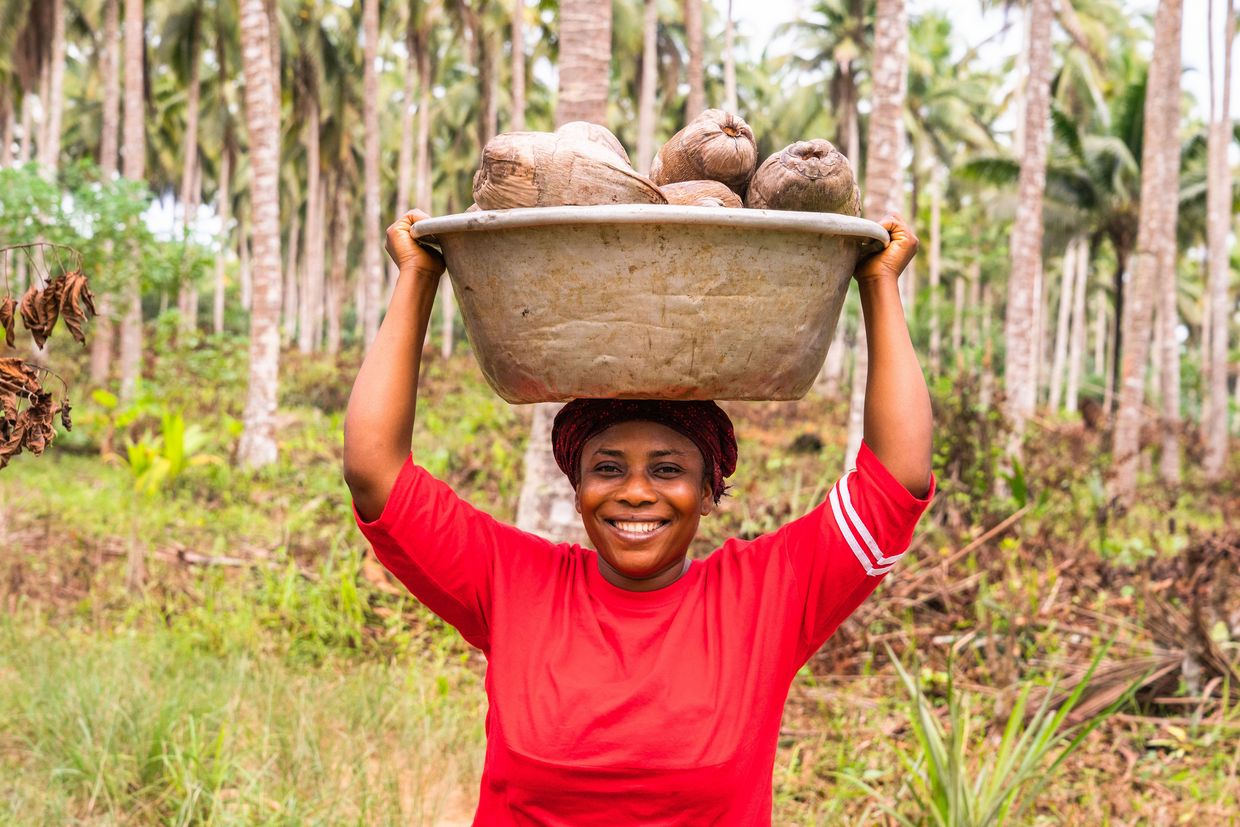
top-left (699, 479), bottom-right (714, 517)
top-left (574, 487), bottom-right (582, 515)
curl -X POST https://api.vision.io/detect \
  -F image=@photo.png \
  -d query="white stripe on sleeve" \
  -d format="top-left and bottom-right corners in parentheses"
top-left (838, 471), bottom-right (904, 566)
top-left (828, 481), bottom-right (896, 577)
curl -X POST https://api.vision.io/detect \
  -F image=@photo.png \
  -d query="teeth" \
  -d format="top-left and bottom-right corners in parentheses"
top-left (614, 521), bottom-right (663, 534)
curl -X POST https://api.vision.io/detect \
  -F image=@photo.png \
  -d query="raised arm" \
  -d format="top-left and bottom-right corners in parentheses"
top-left (343, 210), bottom-right (445, 521)
top-left (855, 214), bottom-right (933, 498)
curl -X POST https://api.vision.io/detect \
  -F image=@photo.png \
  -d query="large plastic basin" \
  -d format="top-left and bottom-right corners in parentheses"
top-left (413, 204), bottom-right (888, 403)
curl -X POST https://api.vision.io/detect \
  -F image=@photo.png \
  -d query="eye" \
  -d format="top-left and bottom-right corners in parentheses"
top-left (592, 461), bottom-right (623, 475)
top-left (654, 464), bottom-right (684, 476)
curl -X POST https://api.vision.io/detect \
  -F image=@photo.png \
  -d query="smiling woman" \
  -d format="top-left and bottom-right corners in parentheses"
top-left (342, 209), bottom-right (935, 824)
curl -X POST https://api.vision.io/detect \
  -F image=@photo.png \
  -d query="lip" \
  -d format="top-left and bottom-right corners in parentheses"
top-left (603, 517), bottom-right (671, 543)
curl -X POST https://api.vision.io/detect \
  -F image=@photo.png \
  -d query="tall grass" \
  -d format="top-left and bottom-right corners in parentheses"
top-left (0, 612), bottom-right (486, 826)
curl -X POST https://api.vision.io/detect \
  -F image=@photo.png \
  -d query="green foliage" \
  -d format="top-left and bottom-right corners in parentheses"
top-left (843, 643), bottom-right (1143, 827)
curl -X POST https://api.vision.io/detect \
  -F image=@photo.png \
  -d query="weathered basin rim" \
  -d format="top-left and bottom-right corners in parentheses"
top-left (412, 204), bottom-right (891, 246)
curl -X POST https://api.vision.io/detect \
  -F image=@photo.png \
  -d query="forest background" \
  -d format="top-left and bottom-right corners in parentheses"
top-left (1, 0), bottom-right (1239, 823)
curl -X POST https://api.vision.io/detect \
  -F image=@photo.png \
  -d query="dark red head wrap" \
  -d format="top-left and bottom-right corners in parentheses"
top-left (552, 399), bottom-right (738, 503)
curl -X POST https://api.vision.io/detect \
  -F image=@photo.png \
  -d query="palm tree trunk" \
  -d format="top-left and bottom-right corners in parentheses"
top-left (361, 0), bottom-right (383, 350)
top-left (393, 10), bottom-right (417, 289)
top-left (816, 312), bottom-right (847, 397)
top-left (119, 0), bottom-right (145, 403)
top-left (636, 0), bottom-right (658, 173)
top-left (214, 146), bottom-right (231, 335)
top-left (326, 175), bottom-right (350, 355)
top-left (38, 0), bottom-right (66, 171)
top-left (683, 0), bottom-right (704, 117)
top-left (0, 86), bottom-right (13, 166)
top-left (236, 0), bottom-right (283, 468)
top-left (299, 96), bottom-right (324, 354)
top-left (1157, 256), bottom-right (1180, 483)
top-left (1002, 0), bottom-right (1053, 442)
top-left (723, 0), bottom-right (737, 112)
top-left (1203, 0), bottom-right (1236, 479)
top-left (512, 0), bottom-right (527, 131)
top-left (89, 0), bottom-right (122, 385)
top-left (281, 204), bottom-right (301, 345)
top-left (558, 0), bottom-right (611, 125)
top-left (516, 0), bottom-right (612, 544)
top-left (479, 28), bottom-right (499, 148)
top-left (1111, 0), bottom-right (1183, 505)
top-left (1048, 238), bottom-right (1079, 412)
top-left (951, 271), bottom-right (965, 371)
top-left (414, 18), bottom-right (433, 211)
top-left (1065, 236), bottom-right (1090, 413)
top-left (17, 93), bottom-right (34, 163)
top-left (177, 18), bottom-right (202, 335)
top-left (846, 0), bottom-right (907, 468)
top-left (928, 165), bottom-right (942, 375)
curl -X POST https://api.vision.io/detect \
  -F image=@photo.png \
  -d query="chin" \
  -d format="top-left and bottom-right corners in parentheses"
top-left (603, 551), bottom-right (677, 579)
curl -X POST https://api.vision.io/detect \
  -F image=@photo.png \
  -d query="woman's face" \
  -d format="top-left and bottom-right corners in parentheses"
top-left (575, 420), bottom-right (714, 591)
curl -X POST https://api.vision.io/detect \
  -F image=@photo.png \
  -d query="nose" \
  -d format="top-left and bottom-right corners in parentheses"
top-left (616, 471), bottom-right (657, 507)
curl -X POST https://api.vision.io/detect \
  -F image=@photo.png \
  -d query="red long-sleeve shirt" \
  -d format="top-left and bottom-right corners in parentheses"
top-left (354, 441), bottom-right (933, 825)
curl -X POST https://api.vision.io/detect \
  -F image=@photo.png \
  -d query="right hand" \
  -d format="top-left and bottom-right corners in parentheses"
top-left (386, 209), bottom-right (446, 277)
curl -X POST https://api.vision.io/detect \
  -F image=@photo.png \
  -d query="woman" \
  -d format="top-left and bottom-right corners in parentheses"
top-left (343, 209), bottom-right (934, 825)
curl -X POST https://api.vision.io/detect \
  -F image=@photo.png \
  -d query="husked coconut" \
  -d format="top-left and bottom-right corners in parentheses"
top-left (473, 131), bottom-right (665, 210)
top-left (650, 109), bottom-right (758, 193)
top-left (555, 121), bottom-right (632, 166)
top-left (744, 139), bottom-right (860, 216)
top-left (658, 180), bottom-right (743, 208)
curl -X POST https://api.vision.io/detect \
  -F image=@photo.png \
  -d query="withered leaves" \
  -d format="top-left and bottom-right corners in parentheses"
top-left (0, 296), bottom-right (15, 348)
top-left (10, 270), bottom-right (95, 350)
top-left (0, 357), bottom-right (65, 470)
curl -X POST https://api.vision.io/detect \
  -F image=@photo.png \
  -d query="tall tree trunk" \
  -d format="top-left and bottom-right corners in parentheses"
top-left (119, 0), bottom-right (145, 404)
top-left (683, 0), bottom-right (704, 117)
top-left (299, 96), bottom-right (324, 354)
top-left (177, 15), bottom-right (202, 335)
top-left (214, 146), bottom-right (231, 335)
top-left (237, 0), bottom-right (283, 468)
top-left (512, 0), bottom-right (527, 131)
top-left (414, 18), bottom-right (433, 211)
top-left (38, 0), bottom-right (66, 171)
top-left (17, 93), bottom-right (33, 163)
top-left (0, 86), bottom-right (12, 166)
top-left (1065, 236), bottom-right (1090, 413)
top-left (636, 0), bottom-right (658, 173)
top-left (1002, 0), bottom-right (1053, 445)
top-left (517, 0), bottom-right (612, 543)
top-left (1048, 238), bottom-right (1079, 412)
top-left (479, 28), bottom-right (499, 148)
top-left (723, 0), bottom-right (737, 112)
top-left (1157, 252), bottom-right (1180, 483)
top-left (557, 0), bottom-right (611, 125)
top-left (951, 272), bottom-right (965, 370)
top-left (393, 10), bottom-right (417, 291)
top-left (89, 0), bottom-right (123, 385)
top-left (816, 312), bottom-right (847, 397)
top-left (1111, 0), bottom-right (1183, 505)
top-left (1204, 0), bottom-right (1236, 480)
top-left (281, 203), bottom-right (301, 345)
top-left (326, 176), bottom-right (350, 355)
top-left (361, 0), bottom-right (383, 349)
top-left (846, 0), bottom-right (907, 468)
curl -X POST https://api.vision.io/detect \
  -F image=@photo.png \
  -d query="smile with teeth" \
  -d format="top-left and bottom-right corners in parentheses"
top-left (608, 520), bottom-right (668, 535)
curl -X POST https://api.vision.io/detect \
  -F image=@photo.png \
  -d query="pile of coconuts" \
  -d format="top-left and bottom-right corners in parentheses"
top-left (471, 109), bottom-right (860, 216)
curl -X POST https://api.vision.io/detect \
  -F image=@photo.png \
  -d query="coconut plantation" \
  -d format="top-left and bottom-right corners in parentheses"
top-left (1, 0), bottom-right (1239, 824)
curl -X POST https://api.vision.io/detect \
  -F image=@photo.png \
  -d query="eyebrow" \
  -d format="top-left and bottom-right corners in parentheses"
top-left (592, 448), bottom-right (689, 458)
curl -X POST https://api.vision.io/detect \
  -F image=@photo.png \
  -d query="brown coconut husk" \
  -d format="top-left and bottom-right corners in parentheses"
top-left (658, 180), bottom-right (743, 208)
top-left (649, 109), bottom-right (758, 193)
top-left (555, 121), bottom-right (632, 166)
top-left (744, 139), bottom-right (860, 216)
top-left (473, 131), bottom-right (665, 210)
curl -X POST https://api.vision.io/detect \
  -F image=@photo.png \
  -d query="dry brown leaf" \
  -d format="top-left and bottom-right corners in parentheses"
top-left (0, 358), bottom-right (57, 469)
top-left (0, 296), bottom-right (15, 348)
top-left (17, 280), bottom-right (66, 349)
top-left (56, 270), bottom-right (95, 346)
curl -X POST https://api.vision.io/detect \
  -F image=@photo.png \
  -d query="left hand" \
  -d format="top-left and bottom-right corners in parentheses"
top-left (855, 214), bottom-right (919, 283)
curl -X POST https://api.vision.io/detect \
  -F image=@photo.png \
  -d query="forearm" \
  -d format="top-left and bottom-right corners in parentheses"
top-left (859, 277), bottom-right (933, 497)
top-left (343, 266), bottom-right (440, 514)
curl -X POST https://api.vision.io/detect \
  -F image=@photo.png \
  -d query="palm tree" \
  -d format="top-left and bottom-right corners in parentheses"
top-left (1110, 0), bottom-right (1183, 505)
top-left (635, 0), bottom-right (657, 172)
top-left (236, 0), bottom-right (283, 468)
top-left (1203, 0), bottom-right (1236, 480)
top-left (118, 0), bottom-right (144, 404)
top-left (845, 0), bottom-right (906, 467)
top-left (1002, 0), bottom-right (1054, 451)
top-left (512, 0), bottom-right (527, 131)
top-left (683, 0), bottom-right (704, 116)
top-left (360, 0), bottom-right (382, 350)
top-left (516, 0), bottom-right (612, 542)
top-left (89, 0), bottom-right (121, 384)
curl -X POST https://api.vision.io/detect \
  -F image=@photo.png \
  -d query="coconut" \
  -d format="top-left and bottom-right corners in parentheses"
top-left (555, 121), bottom-right (631, 166)
top-left (473, 131), bottom-right (665, 210)
top-left (465, 203), bottom-right (481, 212)
top-left (658, 180), bottom-right (743, 208)
top-left (744, 139), bottom-right (860, 216)
top-left (650, 109), bottom-right (758, 193)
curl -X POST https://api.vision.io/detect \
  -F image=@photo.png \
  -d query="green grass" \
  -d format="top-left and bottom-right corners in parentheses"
top-left (0, 611), bottom-right (486, 826)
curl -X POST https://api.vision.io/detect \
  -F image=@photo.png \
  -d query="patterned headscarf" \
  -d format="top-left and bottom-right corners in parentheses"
top-left (551, 399), bottom-right (738, 503)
